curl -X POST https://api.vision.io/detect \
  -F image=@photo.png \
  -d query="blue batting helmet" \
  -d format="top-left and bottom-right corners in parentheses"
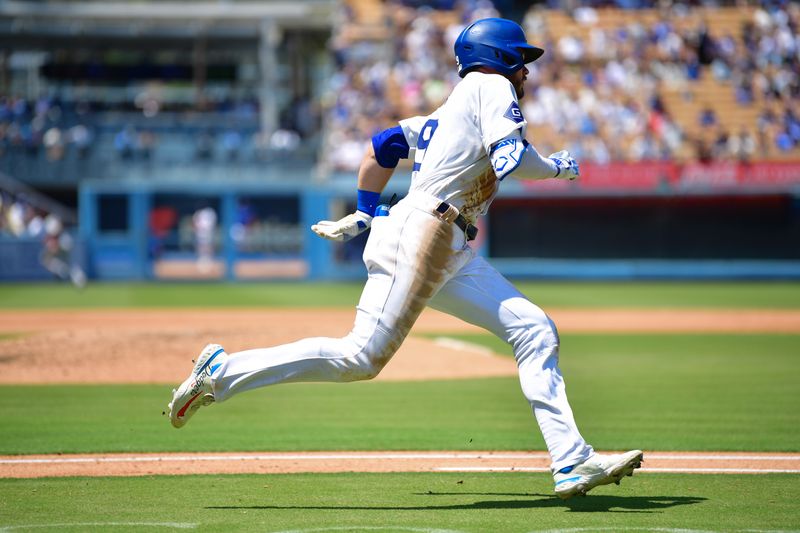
top-left (454, 18), bottom-right (544, 78)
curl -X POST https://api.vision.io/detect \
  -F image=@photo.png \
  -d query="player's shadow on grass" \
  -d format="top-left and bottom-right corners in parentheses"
top-left (207, 494), bottom-right (705, 514)
top-left (419, 493), bottom-right (707, 513)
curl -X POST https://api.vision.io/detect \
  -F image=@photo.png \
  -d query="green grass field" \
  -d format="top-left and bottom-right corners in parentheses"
top-left (1, 280), bottom-right (800, 308)
top-left (1, 473), bottom-right (797, 533)
top-left (1, 281), bottom-right (798, 532)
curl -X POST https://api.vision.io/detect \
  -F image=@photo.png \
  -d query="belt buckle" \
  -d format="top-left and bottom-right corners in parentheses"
top-left (435, 202), bottom-right (459, 223)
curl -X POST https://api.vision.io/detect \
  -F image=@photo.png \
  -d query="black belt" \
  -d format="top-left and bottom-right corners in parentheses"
top-left (435, 202), bottom-right (478, 241)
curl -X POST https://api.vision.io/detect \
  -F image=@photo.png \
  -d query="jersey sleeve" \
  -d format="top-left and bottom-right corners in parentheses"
top-left (398, 115), bottom-right (429, 150)
top-left (478, 76), bottom-right (527, 153)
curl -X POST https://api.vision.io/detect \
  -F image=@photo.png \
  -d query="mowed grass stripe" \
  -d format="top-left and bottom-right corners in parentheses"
top-left (421, 332), bottom-right (800, 452)
top-left (0, 473), bottom-right (797, 532)
top-left (1, 281), bottom-right (799, 308)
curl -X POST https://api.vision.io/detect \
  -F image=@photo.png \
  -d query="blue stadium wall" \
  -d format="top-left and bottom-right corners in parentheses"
top-left (74, 173), bottom-right (800, 281)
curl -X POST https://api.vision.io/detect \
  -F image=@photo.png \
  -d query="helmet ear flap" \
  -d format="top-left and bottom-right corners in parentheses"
top-left (497, 50), bottom-right (517, 67)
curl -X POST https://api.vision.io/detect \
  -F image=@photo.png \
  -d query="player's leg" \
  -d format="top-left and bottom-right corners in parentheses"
top-left (209, 201), bottom-right (469, 403)
top-left (429, 255), bottom-right (593, 473)
top-left (169, 203), bottom-right (464, 427)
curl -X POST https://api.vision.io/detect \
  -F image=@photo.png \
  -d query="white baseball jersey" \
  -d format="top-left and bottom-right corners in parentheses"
top-left (400, 71), bottom-right (527, 222)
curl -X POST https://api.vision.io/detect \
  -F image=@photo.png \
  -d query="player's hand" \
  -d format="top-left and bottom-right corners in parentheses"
top-left (311, 211), bottom-right (372, 242)
top-left (548, 150), bottom-right (580, 180)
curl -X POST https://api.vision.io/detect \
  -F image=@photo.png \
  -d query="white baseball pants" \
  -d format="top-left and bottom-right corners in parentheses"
top-left (210, 192), bottom-right (594, 472)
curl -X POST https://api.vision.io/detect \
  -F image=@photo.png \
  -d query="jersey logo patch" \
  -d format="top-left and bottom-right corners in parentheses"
top-left (504, 101), bottom-right (524, 124)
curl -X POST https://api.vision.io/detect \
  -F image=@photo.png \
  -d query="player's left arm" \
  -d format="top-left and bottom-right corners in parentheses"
top-left (477, 77), bottom-right (578, 182)
top-left (312, 126), bottom-right (410, 241)
top-left (489, 130), bottom-right (579, 181)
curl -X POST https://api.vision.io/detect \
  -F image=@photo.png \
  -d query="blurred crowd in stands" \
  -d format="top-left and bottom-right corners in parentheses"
top-left (0, 92), bottom-right (315, 176)
top-left (322, 0), bottom-right (800, 171)
top-left (0, 95), bottom-right (94, 162)
top-left (0, 188), bottom-right (86, 286)
top-left (0, 189), bottom-right (50, 238)
top-left (1, 1), bottom-right (797, 179)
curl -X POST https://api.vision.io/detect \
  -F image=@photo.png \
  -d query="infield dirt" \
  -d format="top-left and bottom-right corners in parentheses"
top-left (1, 307), bottom-right (798, 384)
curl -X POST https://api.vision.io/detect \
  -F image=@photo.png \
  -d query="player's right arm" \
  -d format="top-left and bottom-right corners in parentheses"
top-left (312, 124), bottom-right (414, 241)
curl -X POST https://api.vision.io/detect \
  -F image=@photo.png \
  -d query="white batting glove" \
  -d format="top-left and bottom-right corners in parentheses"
top-left (311, 211), bottom-right (372, 242)
top-left (549, 150), bottom-right (580, 180)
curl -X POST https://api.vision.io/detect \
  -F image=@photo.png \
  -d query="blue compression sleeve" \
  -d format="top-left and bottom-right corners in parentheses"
top-left (371, 126), bottom-right (410, 168)
top-left (357, 189), bottom-right (380, 217)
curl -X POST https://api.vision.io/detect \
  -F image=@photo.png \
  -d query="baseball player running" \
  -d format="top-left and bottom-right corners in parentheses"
top-left (168, 18), bottom-right (642, 499)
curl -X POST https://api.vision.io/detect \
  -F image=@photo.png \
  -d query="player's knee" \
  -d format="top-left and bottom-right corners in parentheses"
top-left (516, 323), bottom-right (557, 347)
top-left (542, 316), bottom-right (560, 347)
top-left (503, 298), bottom-right (559, 345)
top-left (341, 346), bottom-right (393, 381)
top-left (343, 326), bottom-right (402, 381)
top-left (367, 344), bottom-right (398, 378)
top-left (347, 356), bottom-right (389, 381)
top-left (355, 361), bottom-right (383, 381)
top-left (510, 313), bottom-right (560, 364)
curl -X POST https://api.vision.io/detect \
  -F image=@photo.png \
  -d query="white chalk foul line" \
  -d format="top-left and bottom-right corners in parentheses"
top-left (0, 452), bottom-right (549, 465)
top-left (435, 466), bottom-right (800, 474)
top-left (436, 467), bottom-right (549, 473)
top-left (646, 454), bottom-right (800, 461)
top-left (2, 452), bottom-right (800, 476)
top-left (642, 467), bottom-right (800, 474)
top-left (3, 451), bottom-right (800, 465)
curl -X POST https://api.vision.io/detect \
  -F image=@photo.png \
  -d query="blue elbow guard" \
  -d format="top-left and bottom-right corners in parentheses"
top-left (371, 126), bottom-right (410, 169)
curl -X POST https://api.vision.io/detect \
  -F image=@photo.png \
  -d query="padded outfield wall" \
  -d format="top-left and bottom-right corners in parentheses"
top-left (76, 162), bottom-right (800, 281)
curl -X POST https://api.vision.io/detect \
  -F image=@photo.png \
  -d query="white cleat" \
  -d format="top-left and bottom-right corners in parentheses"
top-left (553, 450), bottom-right (644, 499)
top-left (168, 344), bottom-right (228, 429)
